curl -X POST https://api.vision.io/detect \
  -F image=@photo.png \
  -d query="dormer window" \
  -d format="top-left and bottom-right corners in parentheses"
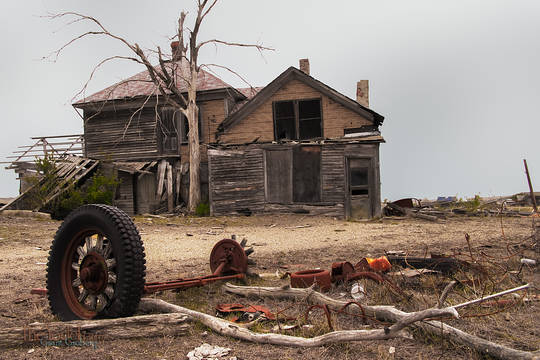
top-left (273, 99), bottom-right (322, 141)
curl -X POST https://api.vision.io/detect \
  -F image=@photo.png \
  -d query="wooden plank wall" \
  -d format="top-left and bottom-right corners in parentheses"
top-left (208, 147), bottom-right (265, 216)
top-left (113, 171), bottom-right (134, 215)
top-left (208, 143), bottom-right (381, 218)
top-left (84, 108), bottom-right (158, 161)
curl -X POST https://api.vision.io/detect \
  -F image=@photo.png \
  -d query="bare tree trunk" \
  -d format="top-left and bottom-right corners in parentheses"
top-left (222, 283), bottom-right (539, 360)
top-left (187, 69), bottom-right (200, 213)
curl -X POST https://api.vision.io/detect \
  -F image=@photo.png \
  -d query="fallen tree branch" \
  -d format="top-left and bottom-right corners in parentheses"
top-left (438, 280), bottom-right (457, 308)
top-left (138, 298), bottom-right (425, 347)
top-left (0, 313), bottom-right (189, 348)
top-left (223, 283), bottom-right (538, 360)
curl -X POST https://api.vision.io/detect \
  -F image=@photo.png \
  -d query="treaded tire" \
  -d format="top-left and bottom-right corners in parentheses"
top-left (46, 204), bottom-right (146, 321)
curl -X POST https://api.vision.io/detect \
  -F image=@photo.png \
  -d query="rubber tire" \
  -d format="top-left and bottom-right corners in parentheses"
top-left (46, 204), bottom-right (146, 321)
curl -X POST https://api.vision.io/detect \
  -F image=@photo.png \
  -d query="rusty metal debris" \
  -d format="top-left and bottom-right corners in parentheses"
top-left (290, 269), bottom-right (332, 292)
top-left (216, 303), bottom-right (278, 322)
top-left (33, 237), bottom-right (252, 296)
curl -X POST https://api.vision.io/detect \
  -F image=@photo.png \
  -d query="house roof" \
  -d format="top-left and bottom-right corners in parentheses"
top-left (74, 60), bottom-right (245, 106)
top-left (218, 67), bottom-right (385, 133)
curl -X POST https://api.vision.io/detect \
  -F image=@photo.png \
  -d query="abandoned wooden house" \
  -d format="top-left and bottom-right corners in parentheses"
top-left (4, 53), bottom-right (386, 219)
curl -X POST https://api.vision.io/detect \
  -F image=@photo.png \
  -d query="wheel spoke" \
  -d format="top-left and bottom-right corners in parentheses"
top-left (71, 262), bottom-right (80, 271)
top-left (72, 277), bottom-right (81, 287)
top-left (103, 242), bottom-right (112, 259)
top-left (95, 234), bottom-right (104, 253)
top-left (104, 285), bottom-right (114, 300)
top-left (108, 272), bottom-right (117, 284)
top-left (85, 236), bottom-right (93, 253)
top-left (77, 246), bottom-right (86, 259)
top-left (78, 289), bottom-right (89, 303)
top-left (106, 258), bottom-right (116, 269)
top-left (88, 295), bottom-right (97, 310)
top-left (96, 294), bottom-right (107, 312)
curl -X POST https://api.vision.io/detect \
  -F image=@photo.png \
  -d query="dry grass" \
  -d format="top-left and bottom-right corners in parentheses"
top-left (0, 212), bottom-right (537, 359)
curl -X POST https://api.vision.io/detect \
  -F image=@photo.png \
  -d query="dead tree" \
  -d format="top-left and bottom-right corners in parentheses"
top-left (49, 0), bottom-right (271, 212)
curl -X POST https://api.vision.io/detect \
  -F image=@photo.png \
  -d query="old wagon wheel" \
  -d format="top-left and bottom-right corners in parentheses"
top-left (46, 204), bottom-right (146, 321)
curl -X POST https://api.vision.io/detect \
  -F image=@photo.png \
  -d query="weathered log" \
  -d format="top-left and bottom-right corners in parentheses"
top-left (0, 313), bottom-right (189, 348)
top-left (222, 283), bottom-right (539, 360)
top-left (137, 298), bottom-right (455, 347)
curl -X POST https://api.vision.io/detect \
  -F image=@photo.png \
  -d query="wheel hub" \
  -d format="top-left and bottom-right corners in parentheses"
top-left (79, 252), bottom-right (108, 294)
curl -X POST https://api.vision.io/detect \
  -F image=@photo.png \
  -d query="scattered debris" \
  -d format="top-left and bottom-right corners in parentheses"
top-left (350, 283), bottom-right (366, 300)
top-left (386, 254), bottom-right (470, 274)
top-left (387, 268), bottom-right (440, 278)
top-left (355, 256), bottom-right (392, 272)
top-left (187, 343), bottom-right (234, 360)
top-left (520, 258), bottom-right (536, 266)
top-left (290, 269), bottom-right (331, 292)
top-left (216, 303), bottom-right (276, 322)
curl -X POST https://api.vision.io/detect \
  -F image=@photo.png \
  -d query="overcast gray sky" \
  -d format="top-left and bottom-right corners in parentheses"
top-left (1, 0), bottom-right (539, 200)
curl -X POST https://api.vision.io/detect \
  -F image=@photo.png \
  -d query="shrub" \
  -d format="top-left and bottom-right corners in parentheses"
top-left (28, 157), bottom-right (120, 219)
top-left (195, 202), bottom-right (210, 216)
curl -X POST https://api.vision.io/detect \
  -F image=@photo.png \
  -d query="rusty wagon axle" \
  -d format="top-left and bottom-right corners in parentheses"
top-left (36, 205), bottom-right (253, 321)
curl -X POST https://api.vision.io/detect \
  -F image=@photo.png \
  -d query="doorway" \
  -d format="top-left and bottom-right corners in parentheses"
top-left (346, 157), bottom-right (372, 219)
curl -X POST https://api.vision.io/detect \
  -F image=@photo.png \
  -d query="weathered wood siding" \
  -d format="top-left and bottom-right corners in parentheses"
top-left (84, 108), bottom-right (158, 161)
top-left (208, 143), bottom-right (381, 218)
top-left (208, 147), bottom-right (265, 216)
top-left (220, 79), bottom-right (373, 144)
top-left (84, 99), bottom-right (226, 162)
top-left (114, 171), bottom-right (134, 215)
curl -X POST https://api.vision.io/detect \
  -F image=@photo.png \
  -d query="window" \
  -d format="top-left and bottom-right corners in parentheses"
top-left (180, 110), bottom-right (202, 144)
top-left (158, 108), bottom-right (203, 154)
top-left (349, 159), bottom-right (370, 196)
top-left (265, 146), bottom-right (321, 204)
top-left (273, 99), bottom-right (322, 141)
top-left (158, 108), bottom-right (179, 154)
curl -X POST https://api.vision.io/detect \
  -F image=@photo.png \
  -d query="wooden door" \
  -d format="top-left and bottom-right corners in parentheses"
top-left (347, 158), bottom-right (372, 219)
top-left (265, 149), bottom-right (292, 203)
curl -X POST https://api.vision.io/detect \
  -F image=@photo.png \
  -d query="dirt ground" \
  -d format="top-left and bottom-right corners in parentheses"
top-left (0, 212), bottom-right (538, 359)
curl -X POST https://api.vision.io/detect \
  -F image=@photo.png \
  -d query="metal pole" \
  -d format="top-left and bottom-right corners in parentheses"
top-left (523, 159), bottom-right (538, 213)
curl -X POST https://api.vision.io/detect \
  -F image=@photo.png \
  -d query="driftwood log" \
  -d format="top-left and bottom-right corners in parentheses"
top-left (0, 313), bottom-right (189, 348)
top-left (223, 283), bottom-right (539, 360)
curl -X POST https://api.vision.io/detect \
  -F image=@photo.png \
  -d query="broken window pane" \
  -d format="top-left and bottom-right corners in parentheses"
top-left (350, 167), bottom-right (368, 187)
top-left (274, 99), bottom-right (322, 141)
top-left (274, 101), bottom-right (296, 140)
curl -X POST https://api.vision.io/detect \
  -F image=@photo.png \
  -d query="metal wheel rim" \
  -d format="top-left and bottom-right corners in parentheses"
top-left (60, 228), bottom-right (117, 319)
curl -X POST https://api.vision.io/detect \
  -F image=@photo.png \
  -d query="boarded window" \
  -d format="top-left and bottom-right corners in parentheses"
top-left (265, 146), bottom-right (321, 204)
top-left (274, 99), bottom-right (322, 141)
top-left (293, 146), bottom-right (321, 202)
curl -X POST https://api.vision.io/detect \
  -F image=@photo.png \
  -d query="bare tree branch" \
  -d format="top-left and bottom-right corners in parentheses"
top-left (197, 38), bottom-right (274, 53)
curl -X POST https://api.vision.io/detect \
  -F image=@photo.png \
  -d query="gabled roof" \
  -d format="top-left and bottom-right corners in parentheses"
top-left (219, 67), bottom-right (384, 133)
top-left (74, 59), bottom-right (245, 106)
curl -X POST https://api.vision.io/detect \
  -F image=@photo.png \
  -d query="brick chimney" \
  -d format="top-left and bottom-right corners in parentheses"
top-left (171, 41), bottom-right (181, 61)
top-left (356, 80), bottom-right (369, 108)
top-left (299, 59), bottom-right (310, 75)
